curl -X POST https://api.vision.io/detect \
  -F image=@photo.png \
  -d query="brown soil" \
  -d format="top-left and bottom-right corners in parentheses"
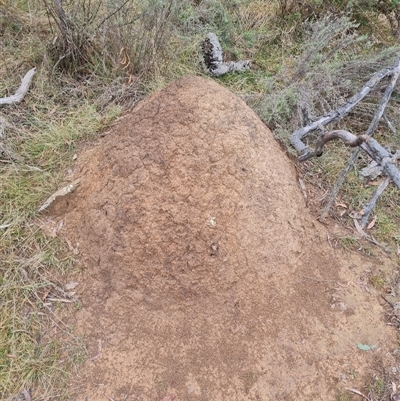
top-left (48, 76), bottom-right (395, 401)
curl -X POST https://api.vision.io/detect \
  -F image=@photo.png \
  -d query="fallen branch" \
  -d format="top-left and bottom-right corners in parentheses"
top-left (291, 56), bottom-right (400, 158)
top-left (202, 33), bottom-right (250, 77)
top-left (0, 68), bottom-right (36, 106)
top-left (359, 150), bottom-right (400, 227)
top-left (360, 176), bottom-right (390, 228)
top-left (308, 130), bottom-right (400, 189)
top-left (319, 59), bottom-right (400, 218)
top-left (291, 56), bottom-right (400, 220)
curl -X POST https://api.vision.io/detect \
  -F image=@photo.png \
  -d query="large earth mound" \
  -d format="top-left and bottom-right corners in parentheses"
top-left (49, 76), bottom-right (394, 400)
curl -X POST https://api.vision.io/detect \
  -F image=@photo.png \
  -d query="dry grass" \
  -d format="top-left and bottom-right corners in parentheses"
top-left (0, 94), bottom-right (116, 400)
top-left (1, 3), bottom-right (124, 398)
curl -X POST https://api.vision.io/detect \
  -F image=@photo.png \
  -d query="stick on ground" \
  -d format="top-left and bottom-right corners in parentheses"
top-left (291, 57), bottom-right (400, 158)
top-left (0, 68), bottom-right (36, 106)
top-left (320, 59), bottom-right (400, 218)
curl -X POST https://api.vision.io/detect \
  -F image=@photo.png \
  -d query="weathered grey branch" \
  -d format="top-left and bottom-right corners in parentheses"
top-left (0, 68), bottom-right (36, 106)
top-left (383, 114), bottom-right (396, 134)
top-left (291, 56), bottom-right (400, 158)
top-left (319, 60), bottom-right (400, 218)
top-left (360, 176), bottom-right (390, 229)
top-left (202, 33), bottom-right (250, 77)
top-left (359, 150), bottom-right (400, 227)
top-left (311, 130), bottom-right (400, 189)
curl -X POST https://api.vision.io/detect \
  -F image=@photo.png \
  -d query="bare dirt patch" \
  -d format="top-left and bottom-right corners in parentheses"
top-left (48, 76), bottom-right (396, 400)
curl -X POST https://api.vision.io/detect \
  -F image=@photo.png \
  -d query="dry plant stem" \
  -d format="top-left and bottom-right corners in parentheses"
top-left (360, 176), bottom-right (390, 228)
top-left (96, 0), bottom-right (131, 30)
top-left (291, 56), bottom-right (400, 158)
top-left (320, 63), bottom-right (400, 218)
top-left (0, 68), bottom-right (36, 106)
top-left (53, 0), bottom-right (73, 51)
top-left (383, 114), bottom-right (396, 134)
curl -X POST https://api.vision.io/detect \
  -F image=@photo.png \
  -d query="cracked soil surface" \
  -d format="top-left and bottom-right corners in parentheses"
top-left (48, 76), bottom-right (395, 401)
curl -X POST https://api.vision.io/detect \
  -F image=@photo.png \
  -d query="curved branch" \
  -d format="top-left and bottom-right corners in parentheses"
top-left (299, 130), bottom-right (370, 161)
top-left (315, 130), bottom-right (368, 153)
top-left (307, 130), bottom-right (400, 189)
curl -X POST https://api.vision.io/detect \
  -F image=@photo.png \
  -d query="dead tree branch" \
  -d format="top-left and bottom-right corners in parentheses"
top-left (360, 176), bottom-right (390, 228)
top-left (290, 56), bottom-right (400, 224)
top-left (359, 150), bottom-right (400, 227)
top-left (310, 130), bottom-right (400, 189)
top-left (0, 68), bottom-right (36, 106)
top-left (319, 57), bottom-right (400, 218)
top-left (202, 33), bottom-right (250, 77)
top-left (291, 56), bottom-right (400, 159)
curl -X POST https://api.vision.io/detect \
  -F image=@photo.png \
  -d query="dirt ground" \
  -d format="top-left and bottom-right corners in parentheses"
top-left (47, 76), bottom-right (396, 401)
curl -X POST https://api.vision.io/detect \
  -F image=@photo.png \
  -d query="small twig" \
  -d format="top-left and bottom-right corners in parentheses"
top-left (298, 178), bottom-right (308, 204)
top-left (96, 0), bottom-right (131, 30)
top-left (381, 294), bottom-right (394, 307)
top-left (269, 291), bottom-right (281, 304)
top-left (47, 297), bottom-right (74, 303)
top-left (38, 178), bottom-right (82, 212)
top-left (0, 68), bottom-right (36, 106)
top-left (345, 387), bottom-right (371, 400)
top-left (336, 281), bottom-right (351, 288)
top-left (383, 114), bottom-right (396, 134)
top-left (319, 149), bottom-right (360, 219)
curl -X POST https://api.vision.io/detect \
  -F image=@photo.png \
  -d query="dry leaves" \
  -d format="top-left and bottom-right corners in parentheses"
top-left (366, 215), bottom-right (377, 230)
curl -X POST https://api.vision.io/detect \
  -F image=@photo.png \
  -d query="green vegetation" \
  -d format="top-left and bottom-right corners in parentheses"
top-left (1, 0), bottom-right (400, 399)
